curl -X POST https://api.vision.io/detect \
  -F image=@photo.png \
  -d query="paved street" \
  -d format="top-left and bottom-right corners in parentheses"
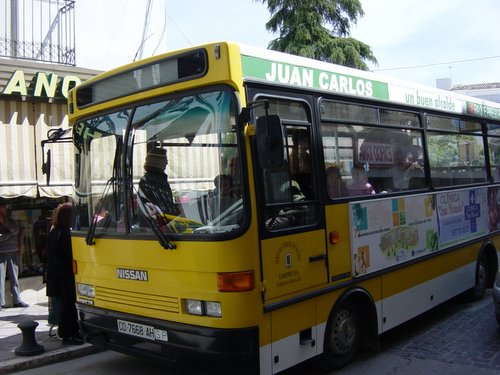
top-left (286, 289), bottom-right (500, 374)
top-left (382, 291), bottom-right (500, 371)
top-left (345, 290), bottom-right (500, 374)
top-left (11, 290), bottom-right (500, 375)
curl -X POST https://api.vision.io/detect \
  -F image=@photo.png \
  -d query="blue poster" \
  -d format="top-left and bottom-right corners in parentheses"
top-left (436, 188), bottom-right (488, 248)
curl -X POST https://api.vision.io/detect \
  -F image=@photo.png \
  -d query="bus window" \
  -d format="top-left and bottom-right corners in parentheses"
top-left (73, 88), bottom-right (244, 237)
top-left (289, 127), bottom-right (313, 198)
top-left (255, 99), bottom-right (318, 232)
top-left (263, 125), bottom-right (318, 231)
top-left (487, 123), bottom-right (500, 182)
top-left (320, 100), bottom-right (425, 196)
top-left (322, 124), bottom-right (425, 195)
top-left (128, 89), bottom-right (244, 235)
top-left (427, 116), bottom-right (486, 187)
top-left (74, 111), bottom-right (130, 233)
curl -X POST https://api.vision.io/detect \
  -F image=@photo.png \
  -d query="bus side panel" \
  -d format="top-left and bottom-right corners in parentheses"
top-left (380, 244), bottom-right (479, 331)
top-left (268, 298), bottom-right (318, 373)
top-left (264, 277), bottom-right (383, 373)
top-left (325, 203), bottom-right (352, 282)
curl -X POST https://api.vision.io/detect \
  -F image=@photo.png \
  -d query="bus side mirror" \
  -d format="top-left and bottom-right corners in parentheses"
top-left (40, 127), bottom-right (73, 187)
top-left (255, 115), bottom-right (285, 169)
top-left (42, 149), bottom-right (52, 186)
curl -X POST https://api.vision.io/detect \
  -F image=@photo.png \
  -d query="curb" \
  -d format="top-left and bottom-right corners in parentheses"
top-left (0, 344), bottom-right (101, 375)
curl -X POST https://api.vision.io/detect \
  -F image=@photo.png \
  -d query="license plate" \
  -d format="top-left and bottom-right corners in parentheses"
top-left (117, 319), bottom-right (168, 342)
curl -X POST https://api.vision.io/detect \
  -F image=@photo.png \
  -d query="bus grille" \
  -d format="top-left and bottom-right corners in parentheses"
top-left (95, 286), bottom-right (179, 313)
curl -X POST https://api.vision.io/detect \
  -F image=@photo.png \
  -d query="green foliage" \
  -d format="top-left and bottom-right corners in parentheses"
top-left (257, 0), bottom-right (377, 69)
top-left (427, 135), bottom-right (459, 167)
top-left (427, 134), bottom-right (485, 167)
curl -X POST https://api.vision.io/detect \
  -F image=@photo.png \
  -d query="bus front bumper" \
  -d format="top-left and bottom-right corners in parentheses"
top-left (77, 304), bottom-right (259, 373)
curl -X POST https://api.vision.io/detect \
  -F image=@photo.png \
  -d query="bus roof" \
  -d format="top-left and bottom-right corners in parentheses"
top-left (238, 43), bottom-right (500, 122)
top-left (70, 41), bottom-right (500, 123)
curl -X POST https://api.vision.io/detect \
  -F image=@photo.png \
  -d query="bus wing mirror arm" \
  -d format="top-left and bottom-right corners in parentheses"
top-left (41, 145), bottom-right (52, 186)
top-left (239, 99), bottom-right (269, 124)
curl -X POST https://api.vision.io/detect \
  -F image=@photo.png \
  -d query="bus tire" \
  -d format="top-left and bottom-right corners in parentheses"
top-left (468, 255), bottom-right (488, 301)
top-left (318, 301), bottom-right (360, 370)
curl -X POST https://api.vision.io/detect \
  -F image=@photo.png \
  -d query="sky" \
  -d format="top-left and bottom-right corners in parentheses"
top-left (75, 0), bottom-right (500, 88)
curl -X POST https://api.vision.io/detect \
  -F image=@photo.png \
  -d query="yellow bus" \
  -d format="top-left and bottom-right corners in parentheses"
top-left (64, 42), bottom-right (500, 374)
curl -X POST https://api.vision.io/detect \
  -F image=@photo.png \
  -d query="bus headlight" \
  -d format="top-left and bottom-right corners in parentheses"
top-left (185, 299), bottom-right (222, 318)
top-left (77, 282), bottom-right (95, 298)
top-left (186, 299), bottom-right (203, 316)
top-left (205, 301), bottom-right (222, 318)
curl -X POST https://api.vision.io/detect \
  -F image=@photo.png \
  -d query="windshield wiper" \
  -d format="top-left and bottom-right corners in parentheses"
top-left (135, 188), bottom-right (177, 250)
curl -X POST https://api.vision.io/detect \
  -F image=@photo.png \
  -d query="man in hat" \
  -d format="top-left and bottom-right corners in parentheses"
top-left (0, 200), bottom-right (29, 309)
top-left (138, 148), bottom-right (179, 222)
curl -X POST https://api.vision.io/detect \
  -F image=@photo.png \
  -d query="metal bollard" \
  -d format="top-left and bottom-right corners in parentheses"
top-left (15, 320), bottom-right (45, 356)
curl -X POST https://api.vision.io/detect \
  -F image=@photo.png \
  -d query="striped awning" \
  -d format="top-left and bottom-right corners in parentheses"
top-left (0, 57), bottom-right (101, 198)
top-left (0, 99), bottom-right (73, 198)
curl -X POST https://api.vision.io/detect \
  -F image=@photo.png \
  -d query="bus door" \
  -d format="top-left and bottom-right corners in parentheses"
top-left (252, 95), bottom-right (328, 302)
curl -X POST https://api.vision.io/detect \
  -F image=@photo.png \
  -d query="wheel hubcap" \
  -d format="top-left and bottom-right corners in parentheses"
top-left (330, 309), bottom-right (356, 354)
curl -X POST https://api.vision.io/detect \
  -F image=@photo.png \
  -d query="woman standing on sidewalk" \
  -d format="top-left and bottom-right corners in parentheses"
top-left (46, 203), bottom-right (83, 345)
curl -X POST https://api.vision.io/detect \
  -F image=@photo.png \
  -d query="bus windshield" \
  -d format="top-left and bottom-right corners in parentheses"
top-left (73, 88), bottom-right (244, 242)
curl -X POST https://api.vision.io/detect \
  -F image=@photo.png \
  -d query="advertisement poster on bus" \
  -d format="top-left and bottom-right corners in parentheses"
top-left (437, 189), bottom-right (488, 248)
top-left (488, 186), bottom-right (500, 232)
top-left (349, 187), bottom-right (491, 277)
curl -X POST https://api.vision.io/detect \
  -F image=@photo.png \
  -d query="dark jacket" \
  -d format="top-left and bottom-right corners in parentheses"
top-left (46, 225), bottom-right (74, 297)
top-left (139, 171), bottom-right (179, 215)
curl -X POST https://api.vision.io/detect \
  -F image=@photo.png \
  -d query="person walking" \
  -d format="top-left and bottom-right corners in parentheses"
top-left (46, 203), bottom-right (83, 345)
top-left (0, 199), bottom-right (29, 310)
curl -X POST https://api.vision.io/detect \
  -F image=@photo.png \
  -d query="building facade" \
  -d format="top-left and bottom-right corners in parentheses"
top-left (450, 82), bottom-right (500, 104)
top-left (0, 57), bottom-right (99, 272)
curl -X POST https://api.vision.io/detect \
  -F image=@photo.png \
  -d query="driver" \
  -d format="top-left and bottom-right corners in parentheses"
top-left (209, 174), bottom-right (237, 220)
top-left (138, 148), bottom-right (179, 221)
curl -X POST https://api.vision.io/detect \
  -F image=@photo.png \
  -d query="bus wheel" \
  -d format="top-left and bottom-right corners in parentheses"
top-left (468, 256), bottom-right (488, 301)
top-left (320, 302), bottom-right (360, 370)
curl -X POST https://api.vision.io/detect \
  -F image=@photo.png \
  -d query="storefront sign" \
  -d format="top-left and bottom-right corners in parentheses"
top-left (1, 69), bottom-right (82, 100)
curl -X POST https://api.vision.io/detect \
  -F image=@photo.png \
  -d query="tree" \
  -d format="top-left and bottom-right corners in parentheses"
top-left (257, 0), bottom-right (377, 70)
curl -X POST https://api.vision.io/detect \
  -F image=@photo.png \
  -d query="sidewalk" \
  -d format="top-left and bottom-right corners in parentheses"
top-left (0, 276), bottom-right (99, 375)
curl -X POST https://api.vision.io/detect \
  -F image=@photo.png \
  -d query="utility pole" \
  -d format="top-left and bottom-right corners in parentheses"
top-left (137, 0), bottom-right (153, 61)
